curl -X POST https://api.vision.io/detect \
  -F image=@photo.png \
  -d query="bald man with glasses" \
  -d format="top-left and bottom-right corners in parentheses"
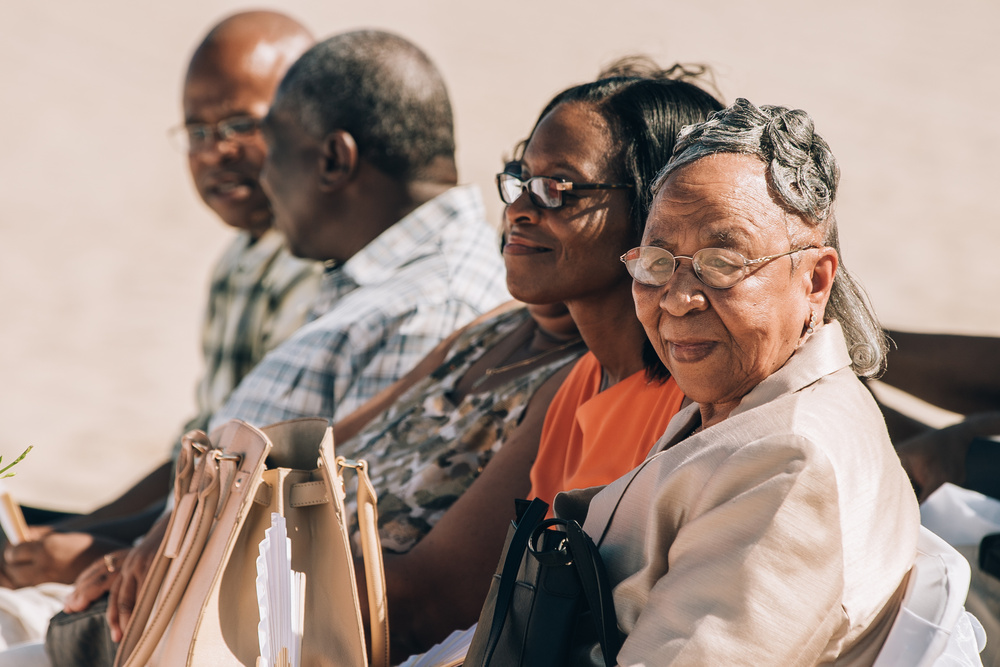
top-left (0, 10), bottom-right (322, 636)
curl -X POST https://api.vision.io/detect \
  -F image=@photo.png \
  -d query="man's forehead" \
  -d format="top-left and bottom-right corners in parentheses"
top-left (184, 42), bottom-right (288, 102)
top-left (188, 35), bottom-right (286, 78)
top-left (183, 69), bottom-right (274, 121)
top-left (183, 93), bottom-right (268, 123)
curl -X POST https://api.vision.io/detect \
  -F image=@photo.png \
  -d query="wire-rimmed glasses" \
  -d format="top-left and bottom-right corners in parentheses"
top-left (621, 245), bottom-right (817, 289)
top-left (168, 115), bottom-right (262, 153)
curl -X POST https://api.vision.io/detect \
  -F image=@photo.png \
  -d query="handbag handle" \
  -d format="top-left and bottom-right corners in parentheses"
top-left (523, 519), bottom-right (620, 667)
top-left (117, 437), bottom-right (225, 667)
top-left (561, 520), bottom-right (622, 667)
top-left (338, 457), bottom-right (390, 667)
top-left (115, 437), bottom-right (197, 666)
top-left (479, 498), bottom-right (550, 665)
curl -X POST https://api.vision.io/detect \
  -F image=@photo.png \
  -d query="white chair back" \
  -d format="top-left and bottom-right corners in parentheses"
top-left (873, 526), bottom-right (974, 667)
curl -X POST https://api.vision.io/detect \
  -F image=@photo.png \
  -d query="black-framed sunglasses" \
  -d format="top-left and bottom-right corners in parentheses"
top-left (168, 115), bottom-right (262, 153)
top-left (621, 245), bottom-right (817, 290)
top-left (496, 171), bottom-right (633, 210)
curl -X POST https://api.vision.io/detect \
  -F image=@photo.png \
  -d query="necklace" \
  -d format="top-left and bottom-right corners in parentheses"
top-left (473, 337), bottom-right (585, 388)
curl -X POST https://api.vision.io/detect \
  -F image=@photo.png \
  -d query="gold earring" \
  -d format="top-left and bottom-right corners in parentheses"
top-left (806, 310), bottom-right (817, 334)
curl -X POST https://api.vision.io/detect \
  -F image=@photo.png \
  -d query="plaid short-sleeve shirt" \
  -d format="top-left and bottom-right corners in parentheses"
top-left (180, 228), bottom-right (322, 438)
top-left (209, 185), bottom-right (509, 430)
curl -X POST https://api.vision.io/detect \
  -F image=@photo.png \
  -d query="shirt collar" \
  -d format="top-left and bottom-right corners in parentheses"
top-left (239, 227), bottom-right (285, 264)
top-left (336, 184), bottom-right (486, 287)
top-left (228, 228), bottom-right (287, 278)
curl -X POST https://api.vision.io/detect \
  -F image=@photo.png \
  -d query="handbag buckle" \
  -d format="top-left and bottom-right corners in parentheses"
top-left (553, 537), bottom-right (571, 562)
top-left (336, 456), bottom-right (368, 473)
top-left (529, 520), bottom-right (574, 566)
top-left (182, 429), bottom-right (213, 455)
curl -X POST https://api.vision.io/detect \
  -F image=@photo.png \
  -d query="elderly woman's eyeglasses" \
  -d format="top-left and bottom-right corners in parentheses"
top-left (168, 115), bottom-right (262, 153)
top-left (621, 245), bottom-right (817, 290)
top-left (496, 172), bottom-right (633, 210)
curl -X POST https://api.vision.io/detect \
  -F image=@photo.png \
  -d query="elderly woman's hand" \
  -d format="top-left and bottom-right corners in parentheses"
top-left (896, 412), bottom-right (1000, 502)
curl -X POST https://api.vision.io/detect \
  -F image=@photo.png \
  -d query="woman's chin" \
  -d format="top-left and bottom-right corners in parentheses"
top-left (505, 280), bottom-right (555, 306)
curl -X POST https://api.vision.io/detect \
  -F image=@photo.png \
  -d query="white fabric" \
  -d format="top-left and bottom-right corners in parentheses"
top-left (919, 483), bottom-right (999, 665)
top-left (0, 640), bottom-right (48, 667)
top-left (395, 624), bottom-right (475, 667)
top-left (922, 484), bottom-right (1000, 547)
top-left (0, 583), bottom-right (69, 650)
top-left (874, 526), bottom-right (983, 666)
top-left (941, 613), bottom-right (989, 666)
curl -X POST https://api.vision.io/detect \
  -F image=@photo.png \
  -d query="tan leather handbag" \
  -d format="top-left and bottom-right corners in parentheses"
top-left (114, 418), bottom-right (389, 667)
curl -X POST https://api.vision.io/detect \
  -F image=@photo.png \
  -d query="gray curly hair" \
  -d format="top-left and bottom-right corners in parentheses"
top-left (652, 98), bottom-right (887, 377)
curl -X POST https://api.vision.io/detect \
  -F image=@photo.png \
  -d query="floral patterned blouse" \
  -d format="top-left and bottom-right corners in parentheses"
top-left (340, 306), bottom-right (585, 554)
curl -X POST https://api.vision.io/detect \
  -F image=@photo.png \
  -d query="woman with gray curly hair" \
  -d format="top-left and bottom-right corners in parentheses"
top-left (555, 98), bottom-right (921, 664)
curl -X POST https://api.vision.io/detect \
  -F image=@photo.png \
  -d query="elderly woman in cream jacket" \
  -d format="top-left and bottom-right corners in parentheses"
top-left (557, 98), bottom-right (920, 665)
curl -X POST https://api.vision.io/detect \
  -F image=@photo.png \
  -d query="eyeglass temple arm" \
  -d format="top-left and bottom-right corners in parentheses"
top-left (744, 245), bottom-right (819, 266)
top-left (563, 182), bottom-right (634, 191)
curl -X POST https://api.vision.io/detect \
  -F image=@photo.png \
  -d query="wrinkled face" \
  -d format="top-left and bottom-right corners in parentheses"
top-left (502, 102), bottom-right (634, 306)
top-left (183, 54), bottom-right (280, 236)
top-left (633, 153), bottom-right (819, 409)
top-left (259, 100), bottom-right (323, 259)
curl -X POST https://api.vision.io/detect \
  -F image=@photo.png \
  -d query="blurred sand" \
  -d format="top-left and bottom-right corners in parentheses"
top-left (1, 0), bottom-right (998, 512)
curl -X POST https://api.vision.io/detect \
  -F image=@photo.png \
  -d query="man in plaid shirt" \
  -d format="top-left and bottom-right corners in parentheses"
top-left (209, 30), bottom-right (508, 430)
top-left (36, 29), bottom-right (508, 644)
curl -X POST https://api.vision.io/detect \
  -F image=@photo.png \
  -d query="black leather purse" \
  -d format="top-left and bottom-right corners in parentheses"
top-left (464, 498), bottom-right (621, 666)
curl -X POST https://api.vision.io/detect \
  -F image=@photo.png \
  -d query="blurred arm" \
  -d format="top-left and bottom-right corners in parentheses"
top-left (882, 330), bottom-right (1000, 415)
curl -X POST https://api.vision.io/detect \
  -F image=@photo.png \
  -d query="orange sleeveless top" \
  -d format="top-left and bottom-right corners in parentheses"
top-left (528, 351), bottom-right (685, 505)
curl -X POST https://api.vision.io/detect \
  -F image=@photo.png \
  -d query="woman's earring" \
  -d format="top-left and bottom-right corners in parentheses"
top-left (806, 310), bottom-right (817, 335)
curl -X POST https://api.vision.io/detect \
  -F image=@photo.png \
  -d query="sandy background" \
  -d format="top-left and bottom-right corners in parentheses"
top-left (1, 0), bottom-right (998, 512)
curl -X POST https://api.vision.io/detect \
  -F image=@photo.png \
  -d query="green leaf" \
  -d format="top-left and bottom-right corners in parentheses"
top-left (0, 446), bottom-right (32, 478)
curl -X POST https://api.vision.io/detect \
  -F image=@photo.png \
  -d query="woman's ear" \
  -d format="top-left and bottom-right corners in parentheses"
top-left (805, 246), bottom-right (838, 311)
top-left (318, 129), bottom-right (358, 191)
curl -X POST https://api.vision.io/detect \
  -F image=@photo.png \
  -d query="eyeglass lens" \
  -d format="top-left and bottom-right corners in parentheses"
top-left (497, 173), bottom-right (563, 209)
top-left (623, 247), bottom-right (750, 289)
top-left (179, 116), bottom-right (260, 152)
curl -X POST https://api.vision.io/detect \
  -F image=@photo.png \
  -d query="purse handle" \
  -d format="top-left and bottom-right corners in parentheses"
top-left (480, 499), bottom-right (621, 667)
top-left (479, 498), bottom-right (550, 665)
top-left (116, 434), bottom-right (227, 667)
top-left (541, 519), bottom-right (622, 666)
top-left (338, 457), bottom-right (390, 667)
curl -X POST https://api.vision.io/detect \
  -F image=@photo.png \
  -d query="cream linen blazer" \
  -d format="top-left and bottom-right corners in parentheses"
top-left (555, 322), bottom-right (920, 666)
